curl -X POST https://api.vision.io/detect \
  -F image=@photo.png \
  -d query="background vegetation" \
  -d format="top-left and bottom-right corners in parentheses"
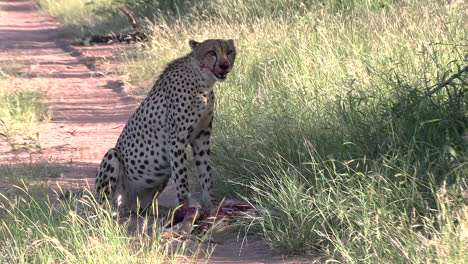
top-left (0, 61), bottom-right (50, 142)
top-left (0, 86), bottom-right (49, 149)
top-left (20, 0), bottom-right (468, 262)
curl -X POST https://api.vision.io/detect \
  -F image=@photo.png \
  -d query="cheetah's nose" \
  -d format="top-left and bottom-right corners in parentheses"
top-left (219, 63), bottom-right (230, 71)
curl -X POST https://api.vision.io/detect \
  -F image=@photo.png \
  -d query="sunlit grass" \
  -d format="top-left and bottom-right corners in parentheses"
top-left (0, 61), bottom-right (51, 144)
top-left (248, 148), bottom-right (467, 262)
top-left (35, 0), bottom-right (130, 38)
top-left (0, 163), bottom-right (215, 263)
top-left (0, 81), bottom-right (51, 141)
top-left (0, 185), bottom-right (211, 263)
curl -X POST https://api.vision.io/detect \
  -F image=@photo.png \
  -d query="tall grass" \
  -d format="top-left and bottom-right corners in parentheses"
top-left (115, 0), bottom-right (466, 181)
top-left (0, 160), bottom-right (208, 263)
top-left (248, 148), bottom-right (467, 262)
top-left (118, 0), bottom-right (468, 261)
top-left (0, 61), bottom-right (51, 141)
top-left (0, 186), bottom-right (208, 263)
top-left (34, 0), bottom-right (467, 261)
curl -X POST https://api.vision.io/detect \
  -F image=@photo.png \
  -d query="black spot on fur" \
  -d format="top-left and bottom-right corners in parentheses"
top-left (145, 179), bottom-right (154, 184)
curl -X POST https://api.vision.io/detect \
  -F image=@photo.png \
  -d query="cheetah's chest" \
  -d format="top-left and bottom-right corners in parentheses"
top-left (190, 93), bottom-right (213, 142)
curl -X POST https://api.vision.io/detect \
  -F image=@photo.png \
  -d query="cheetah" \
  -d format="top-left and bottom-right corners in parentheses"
top-left (95, 39), bottom-right (236, 215)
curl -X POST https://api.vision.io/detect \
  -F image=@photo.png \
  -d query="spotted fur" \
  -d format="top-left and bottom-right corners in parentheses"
top-left (95, 39), bottom-right (236, 214)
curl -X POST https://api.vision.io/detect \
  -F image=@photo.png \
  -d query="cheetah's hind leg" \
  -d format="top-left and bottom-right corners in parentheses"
top-left (95, 148), bottom-right (122, 205)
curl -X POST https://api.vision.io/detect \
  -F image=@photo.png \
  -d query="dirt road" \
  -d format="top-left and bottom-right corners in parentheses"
top-left (0, 0), bottom-right (135, 187)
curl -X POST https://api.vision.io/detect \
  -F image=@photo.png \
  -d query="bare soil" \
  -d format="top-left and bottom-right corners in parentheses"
top-left (0, 1), bottom-right (318, 263)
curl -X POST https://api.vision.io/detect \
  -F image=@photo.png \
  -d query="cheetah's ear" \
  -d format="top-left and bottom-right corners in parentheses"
top-left (189, 40), bottom-right (200, 51)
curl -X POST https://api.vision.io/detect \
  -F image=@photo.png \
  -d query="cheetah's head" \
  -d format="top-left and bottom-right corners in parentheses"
top-left (189, 39), bottom-right (236, 82)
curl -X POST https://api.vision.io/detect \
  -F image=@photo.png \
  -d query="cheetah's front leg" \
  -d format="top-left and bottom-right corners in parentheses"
top-left (191, 128), bottom-right (214, 207)
top-left (169, 133), bottom-right (190, 204)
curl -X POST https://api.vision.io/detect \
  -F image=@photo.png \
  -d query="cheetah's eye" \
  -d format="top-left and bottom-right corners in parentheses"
top-left (227, 50), bottom-right (234, 55)
top-left (207, 51), bottom-right (216, 57)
